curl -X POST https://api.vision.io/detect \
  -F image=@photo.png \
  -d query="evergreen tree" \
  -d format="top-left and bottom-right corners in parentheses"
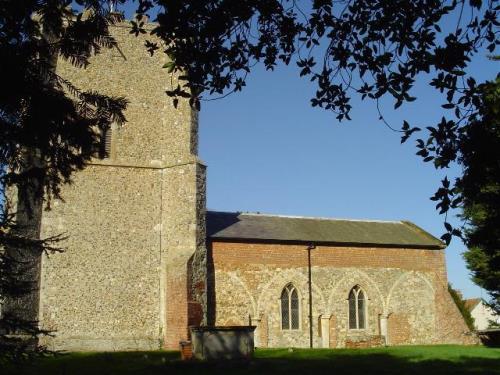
top-left (460, 78), bottom-right (500, 314)
top-left (0, 0), bottom-right (126, 361)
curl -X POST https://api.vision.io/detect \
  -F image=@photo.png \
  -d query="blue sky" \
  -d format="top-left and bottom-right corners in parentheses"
top-left (117, 2), bottom-right (498, 298)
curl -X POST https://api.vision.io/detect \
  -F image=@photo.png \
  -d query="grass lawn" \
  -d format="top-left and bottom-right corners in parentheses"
top-left (4, 345), bottom-right (500, 375)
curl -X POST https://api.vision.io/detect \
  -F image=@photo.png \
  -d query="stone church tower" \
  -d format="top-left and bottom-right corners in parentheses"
top-left (34, 23), bottom-right (206, 350)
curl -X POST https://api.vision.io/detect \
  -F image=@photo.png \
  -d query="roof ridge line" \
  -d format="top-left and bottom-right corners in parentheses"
top-left (207, 210), bottom-right (402, 224)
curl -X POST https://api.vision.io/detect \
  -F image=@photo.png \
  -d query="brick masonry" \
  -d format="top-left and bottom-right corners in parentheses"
top-left (209, 241), bottom-right (477, 348)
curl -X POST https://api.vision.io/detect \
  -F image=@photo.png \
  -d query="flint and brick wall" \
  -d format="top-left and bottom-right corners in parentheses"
top-left (35, 22), bottom-right (206, 351)
top-left (209, 241), bottom-right (476, 348)
top-left (163, 162), bottom-right (207, 349)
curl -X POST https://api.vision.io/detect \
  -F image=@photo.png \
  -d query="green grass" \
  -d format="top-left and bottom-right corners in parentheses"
top-left (4, 345), bottom-right (500, 375)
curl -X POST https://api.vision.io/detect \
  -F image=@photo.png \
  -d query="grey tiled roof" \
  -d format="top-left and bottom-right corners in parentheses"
top-left (206, 211), bottom-right (444, 249)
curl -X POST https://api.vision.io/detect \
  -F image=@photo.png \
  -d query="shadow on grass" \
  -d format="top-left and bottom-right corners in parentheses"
top-left (5, 348), bottom-right (500, 375)
top-left (248, 354), bottom-right (500, 375)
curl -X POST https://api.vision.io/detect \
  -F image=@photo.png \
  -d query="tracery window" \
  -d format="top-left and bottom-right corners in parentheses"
top-left (281, 283), bottom-right (299, 330)
top-left (348, 285), bottom-right (366, 329)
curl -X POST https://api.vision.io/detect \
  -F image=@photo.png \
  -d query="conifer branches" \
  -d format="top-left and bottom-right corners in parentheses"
top-left (0, 0), bottom-right (127, 360)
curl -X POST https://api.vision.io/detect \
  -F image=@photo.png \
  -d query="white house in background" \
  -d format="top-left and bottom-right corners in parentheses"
top-left (464, 298), bottom-right (500, 330)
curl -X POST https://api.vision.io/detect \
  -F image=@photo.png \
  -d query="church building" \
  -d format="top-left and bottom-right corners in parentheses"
top-left (206, 211), bottom-right (474, 348)
top-left (14, 22), bottom-right (475, 351)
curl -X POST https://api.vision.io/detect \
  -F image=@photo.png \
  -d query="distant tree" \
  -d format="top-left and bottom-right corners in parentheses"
top-left (448, 284), bottom-right (475, 331)
top-left (0, 0), bottom-right (126, 361)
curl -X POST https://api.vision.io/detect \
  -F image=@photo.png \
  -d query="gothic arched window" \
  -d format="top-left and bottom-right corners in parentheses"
top-left (348, 285), bottom-right (366, 329)
top-left (281, 283), bottom-right (299, 330)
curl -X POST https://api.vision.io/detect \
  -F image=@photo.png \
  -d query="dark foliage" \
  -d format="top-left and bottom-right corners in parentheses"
top-left (135, 1), bottom-right (497, 115)
top-left (460, 78), bottom-right (500, 314)
top-left (0, 0), bottom-right (127, 361)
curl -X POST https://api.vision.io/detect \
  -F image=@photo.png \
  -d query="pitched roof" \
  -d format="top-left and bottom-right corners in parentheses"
top-left (207, 211), bottom-right (445, 249)
top-left (464, 298), bottom-right (482, 311)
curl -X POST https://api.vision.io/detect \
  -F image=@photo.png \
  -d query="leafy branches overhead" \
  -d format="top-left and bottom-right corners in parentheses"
top-left (135, 0), bottom-right (497, 241)
top-left (134, 1), bottom-right (498, 253)
top-left (136, 1), bottom-right (497, 114)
